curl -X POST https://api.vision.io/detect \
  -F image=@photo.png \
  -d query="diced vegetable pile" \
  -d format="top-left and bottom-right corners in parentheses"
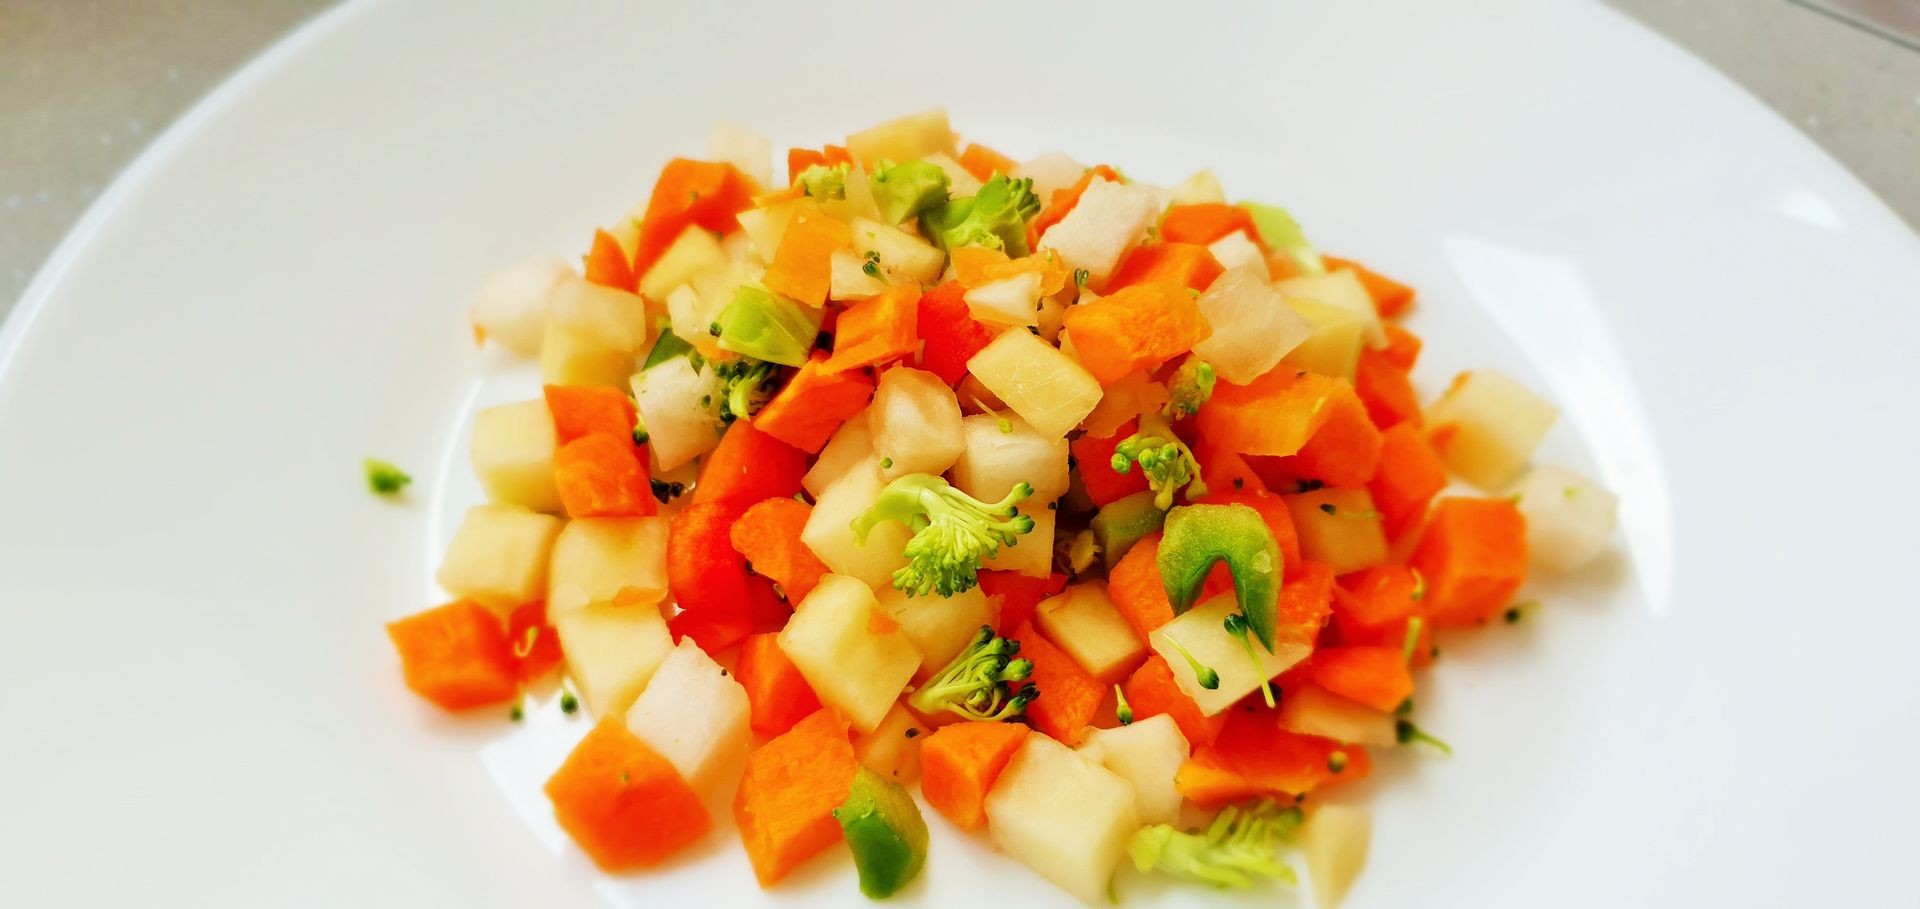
top-left (385, 110), bottom-right (1620, 905)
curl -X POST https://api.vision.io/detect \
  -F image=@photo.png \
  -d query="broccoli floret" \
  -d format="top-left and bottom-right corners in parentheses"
top-left (1165, 357), bottom-right (1217, 418)
top-left (1110, 413), bottom-right (1208, 511)
top-left (869, 159), bottom-right (951, 224)
top-left (797, 162), bottom-right (849, 200)
top-left (906, 625), bottom-right (1035, 721)
top-left (364, 458), bottom-right (411, 496)
top-left (1128, 800), bottom-right (1303, 889)
top-left (713, 357), bottom-right (779, 424)
top-left (851, 473), bottom-right (1036, 597)
top-left (921, 173), bottom-right (1042, 257)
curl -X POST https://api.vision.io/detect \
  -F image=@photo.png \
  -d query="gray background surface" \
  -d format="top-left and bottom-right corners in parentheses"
top-left (4, 0), bottom-right (1917, 315)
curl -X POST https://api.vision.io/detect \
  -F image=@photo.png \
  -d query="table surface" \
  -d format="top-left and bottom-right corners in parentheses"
top-left (4, 0), bottom-right (1918, 315)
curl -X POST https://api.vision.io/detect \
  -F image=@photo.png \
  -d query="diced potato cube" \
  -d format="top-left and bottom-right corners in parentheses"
top-left (850, 218), bottom-right (945, 286)
top-left (541, 277), bottom-right (651, 388)
top-left (1149, 592), bottom-right (1311, 715)
top-left (554, 598), bottom-right (672, 716)
top-left (546, 517), bottom-right (669, 616)
top-left (870, 367), bottom-right (965, 480)
top-left (981, 505), bottom-right (1053, 578)
top-left (983, 734), bottom-right (1141, 904)
top-left (1278, 269), bottom-right (1385, 348)
top-left (1012, 152), bottom-right (1086, 202)
top-left (853, 702), bottom-right (930, 784)
top-left (1427, 370), bottom-right (1559, 490)
top-left (625, 638), bottom-right (750, 791)
top-left (1277, 684), bottom-right (1396, 746)
top-left (709, 122), bottom-right (772, 189)
top-left (1281, 297), bottom-right (1368, 380)
top-left (1508, 465), bottom-right (1618, 572)
top-left (964, 272), bottom-right (1042, 328)
top-left (638, 225), bottom-right (728, 303)
top-left (778, 574), bottom-right (924, 733)
top-left (966, 328), bottom-right (1103, 439)
top-left (436, 504), bottom-right (563, 611)
top-left (737, 201), bottom-right (799, 265)
top-left (1285, 488), bottom-right (1390, 574)
top-left (1038, 179), bottom-right (1162, 282)
top-left (1305, 804), bottom-right (1372, 909)
top-left (950, 412), bottom-right (1071, 504)
top-left (803, 409), bottom-right (874, 497)
top-left (845, 108), bottom-right (954, 166)
top-left (829, 249), bottom-right (888, 301)
top-left (1168, 169), bottom-right (1225, 206)
top-left (631, 356), bottom-right (723, 471)
top-left (923, 152), bottom-right (983, 197)
top-left (876, 584), bottom-right (994, 681)
top-left (470, 399), bottom-right (562, 514)
top-left (1206, 231), bottom-right (1269, 280)
top-left (1193, 267), bottom-right (1314, 385)
top-left (1035, 582), bottom-right (1146, 682)
top-left (802, 460), bottom-right (911, 591)
top-left (472, 255), bottom-right (570, 356)
top-left (1078, 715), bottom-right (1189, 825)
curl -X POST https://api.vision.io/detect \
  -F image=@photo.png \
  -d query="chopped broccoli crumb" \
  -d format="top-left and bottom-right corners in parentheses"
top-left (797, 162), bottom-right (849, 200)
top-left (921, 173), bottom-right (1042, 257)
top-left (1396, 719), bottom-right (1454, 755)
top-left (1223, 613), bottom-right (1275, 708)
top-left (878, 457), bottom-right (894, 469)
top-left (1127, 800), bottom-right (1302, 889)
top-left (1110, 413), bottom-right (1207, 510)
top-left (868, 159), bottom-right (951, 223)
top-left (1115, 684), bottom-right (1134, 725)
top-left (560, 690), bottom-right (579, 715)
top-left (1166, 636), bottom-right (1219, 690)
top-left (713, 357), bottom-right (779, 424)
top-left (852, 473), bottom-right (1036, 597)
top-left (1164, 357), bottom-right (1217, 418)
top-left (906, 625), bottom-right (1035, 721)
top-left (364, 458), bottom-right (412, 496)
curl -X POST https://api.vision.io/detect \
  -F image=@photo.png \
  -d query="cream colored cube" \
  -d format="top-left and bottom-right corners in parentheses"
top-left (709, 122), bottom-right (772, 189)
top-left (1280, 297), bottom-right (1369, 380)
top-left (737, 201), bottom-right (799, 265)
top-left (1035, 582), bottom-right (1146, 682)
top-left (546, 517), bottom-right (669, 616)
top-left (540, 277), bottom-right (651, 388)
top-left (469, 399), bottom-right (561, 514)
top-left (877, 583), bottom-right (994, 680)
top-left (435, 504), bottom-right (562, 611)
top-left (829, 249), bottom-right (888, 301)
top-left (966, 328), bottom-right (1102, 439)
top-left (1013, 152), bottom-right (1086, 202)
top-left (555, 598), bottom-right (672, 717)
top-left (1168, 169), bottom-right (1225, 206)
top-left (803, 411), bottom-right (874, 497)
top-left (1305, 804), bottom-right (1372, 909)
top-left (1277, 684), bottom-right (1396, 746)
top-left (1279, 268), bottom-right (1385, 348)
top-left (1078, 715), bottom-right (1189, 825)
top-left (981, 505), bottom-right (1054, 578)
top-left (870, 367), bottom-right (965, 480)
top-left (778, 574), bottom-right (923, 733)
top-left (1206, 231), bottom-right (1270, 280)
top-left (1150, 592), bottom-right (1312, 715)
top-left (471, 255), bottom-right (570, 356)
top-left (626, 638), bottom-right (750, 791)
top-left (984, 734), bottom-right (1141, 904)
top-left (922, 152), bottom-right (984, 197)
top-left (1509, 465), bottom-right (1618, 572)
top-left (853, 702), bottom-right (930, 784)
top-left (850, 218), bottom-right (945, 286)
top-left (1038, 178), bottom-right (1162, 282)
top-left (1285, 487), bottom-right (1390, 574)
top-left (631, 355), bottom-right (724, 471)
top-left (638, 225), bottom-right (728, 302)
top-left (964, 272), bottom-right (1043, 329)
top-left (845, 108), bottom-right (955, 166)
top-left (1193, 266), bottom-right (1313, 385)
top-left (1428, 370), bottom-right (1559, 490)
top-left (950, 411), bottom-right (1071, 503)
top-left (802, 459), bottom-right (911, 591)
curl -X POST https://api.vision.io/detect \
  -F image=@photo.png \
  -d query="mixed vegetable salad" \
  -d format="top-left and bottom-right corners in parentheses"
top-left (382, 110), bottom-right (1619, 905)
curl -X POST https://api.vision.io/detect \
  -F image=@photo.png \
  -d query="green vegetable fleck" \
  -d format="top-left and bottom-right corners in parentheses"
top-left (1164, 357), bottom-right (1217, 418)
top-left (1111, 413), bottom-right (1208, 510)
top-left (905, 625), bottom-right (1035, 721)
top-left (1396, 719), bottom-right (1454, 755)
top-left (713, 357), bottom-right (779, 424)
top-left (364, 458), bottom-right (412, 496)
top-left (921, 173), bottom-right (1042, 257)
top-left (797, 162), bottom-right (849, 200)
top-left (1240, 202), bottom-right (1324, 275)
top-left (713, 285), bottom-right (822, 366)
top-left (1115, 684), bottom-right (1134, 725)
top-left (1223, 613), bottom-right (1275, 708)
top-left (1127, 800), bottom-right (1302, 889)
top-left (852, 473), bottom-right (1035, 597)
top-left (868, 159), bottom-right (951, 224)
top-left (834, 765), bottom-right (930, 899)
top-left (1165, 636), bottom-right (1220, 690)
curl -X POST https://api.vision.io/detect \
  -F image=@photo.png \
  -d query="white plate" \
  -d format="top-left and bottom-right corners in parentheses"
top-left (4, 0), bottom-right (1918, 905)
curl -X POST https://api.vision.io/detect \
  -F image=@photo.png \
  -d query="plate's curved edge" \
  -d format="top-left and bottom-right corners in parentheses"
top-left (0, 0), bottom-right (381, 384)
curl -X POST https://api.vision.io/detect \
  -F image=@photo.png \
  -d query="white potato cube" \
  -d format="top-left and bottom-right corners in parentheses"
top-left (540, 277), bottom-right (651, 388)
top-left (472, 255), bottom-right (570, 356)
top-left (631, 356), bottom-right (723, 471)
top-left (964, 272), bottom-right (1043, 328)
top-left (638, 225), bottom-right (728, 303)
top-left (546, 517), bottom-right (669, 616)
top-left (1509, 465), bottom-right (1617, 572)
top-left (1078, 715), bottom-right (1189, 825)
top-left (1168, 169), bottom-right (1225, 206)
top-left (846, 108), bottom-right (955, 166)
top-left (736, 201), bottom-right (799, 265)
top-left (626, 638), bottom-right (750, 791)
top-left (853, 702), bottom-right (930, 784)
top-left (709, 122), bottom-right (772, 189)
top-left (1281, 297), bottom-right (1369, 381)
top-left (984, 734), bottom-right (1141, 904)
top-left (829, 249), bottom-right (888, 300)
top-left (1278, 269), bottom-right (1385, 349)
top-left (1285, 488), bottom-right (1390, 575)
top-left (555, 598), bottom-right (672, 717)
top-left (877, 584), bottom-right (994, 680)
top-left (1277, 684), bottom-right (1396, 746)
top-left (802, 460), bottom-right (911, 591)
top-left (966, 328), bottom-right (1103, 439)
top-left (922, 152), bottom-right (983, 197)
top-left (1037, 179), bottom-right (1162, 282)
top-left (778, 574), bottom-right (924, 733)
top-left (1193, 267), bottom-right (1313, 385)
top-left (436, 504), bottom-right (562, 611)
top-left (1305, 804), bottom-right (1372, 909)
top-left (1150, 592), bottom-right (1311, 715)
top-left (950, 411), bottom-right (1071, 503)
top-left (803, 410), bottom-right (874, 497)
top-left (850, 218), bottom-right (945, 285)
top-left (470, 399), bottom-right (561, 514)
top-left (1012, 152), bottom-right (1086, 202)
top-left (981, 505), bottom-right (1054, 578)
top-left (1206, 231), bottom-right (1270, 280)
top-left (870, 367), bottom-right (965, 480)
top-left (1036, 582), bottom-right (1146, 682)
top-left (1427, 370), bottom-right (1559, 490)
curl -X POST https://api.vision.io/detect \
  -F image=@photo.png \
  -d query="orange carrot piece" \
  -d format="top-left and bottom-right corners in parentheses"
top-left (979, 571), bottom-right (1068, 635)
top-left (737, 632), bottom-right (824, 737)
top-left (1194, 439), bottom-right (1267, 497)
top-left (735, 708), bottom-right (860, 887)
top-left (1029, 164), bottom-right (1122, 249)
top-left (1306, 646), bottom-right (1414, 712)
top-left (1071, 418), bottom-right (1152, 507)
top-left (1188, 710), bottom-right (1371, 802)
top-left (1194, 368), bottom-right (1355, 458)
top-left (915, 280), bottom-right (998, 386)
top-left (546, 718), bottom-right (712, 871)
top-left (386, 600), bottom-right (520, 711)
top-left (1174, 748), bottom-right (1270, 808)
top-left (1107, 533), bottom-right (1176, 642)
top-left (958, 143), bottom-right (1019, 183)
top-left (554, 432), bottom-right (655, 518)
top-left (952, 247), bottom-right (1072, 295)
top-left (1324, 255), bottom-right (1416, 318)
top-left (693, 419), bottom-right (809, 508)
top-left (1380, 322), bottom-right (1423, 372)
top-left (1124, 655), bottom-right (1228, 749)
top-left (1282, 385), bottom-right (1384, 488)
top-left (1275, 561), bottom-right (1337, 647)
top-left (505, 600), bottom-right (562, 684)
top-left (544, 384), bottom-right (637, 447)
top-left (1410, 497), bottom-right (1528, 627)
top-left (584, 228), bottom-right (635, 291)
top-left (1014, 621), bottom-right (1105, 746)
top-left (787, 147), bottom-right (828, 183)
top-left (731, 498), bottom-right (830, 603)
top-left (919, 721), bottom-right (1031, 829)
top-left (1355, 346), bottom-right (1421, 430)
top-left (631, 159), bottom-right (757, 283)
top-left (1107, 243), bottom-right (1225, 293)
top-left (1368, 422), bottom-right (1447, 541)
top-left (752, 351), bottom-right (873, 453)
top-left (763, 202), bottom-right (852, 307)
top-left (1160, 204), bottom-right (1263, 248)
top-left (1060, 282), bottom-right (1213, 386)
top-left (1332, 566), bottom-right (1433, 668)
top-left (822, 284), bottom-right (920, 373)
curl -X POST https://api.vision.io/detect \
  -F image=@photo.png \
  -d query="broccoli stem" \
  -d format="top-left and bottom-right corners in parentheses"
top-left (1164, 636), bottom-right (1220, 690)
top-left (1222, 614), bottom-right (1275, 708)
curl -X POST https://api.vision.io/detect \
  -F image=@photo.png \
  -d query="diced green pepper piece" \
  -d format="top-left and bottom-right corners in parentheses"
top-left (869, 160), bottom-right (951, 225)
top-left (834, 765), bottom-right (929, 899)
top-left (642, 327), bottom-right (695, 370)
top-left (1158, 504), bottom-right (1282, 650)
top-left (1239, 202), bottom-right (1325, 275)
top-left (714, 285), bottom-right (821, 367)
top-left (1091, 490), bottom-right (1168, 570)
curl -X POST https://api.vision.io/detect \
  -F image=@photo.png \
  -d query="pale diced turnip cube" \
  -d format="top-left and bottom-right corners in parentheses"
top-left (1206, 231), bottom-right (1270, 280)
top-left (1037, 179), bottom-right (1163, 282)
top-left (630, 356), bottom-right (724, 471)
top-left (966, 328), bottom-right (1102, 439)
top-left (803, 410), bottom-right (874, 497)
top-left (1426, 370), bottom-right (1559, 490)
top-left (540, 277), bottom-right (651, 388)
top-left (1281, 297), bottom-right (1369, 380)
top-left (1035, 582), bottom-right (1146, 682)
top-left (964, 272), bottom-right (1043, 329)
top-left (850, 218), bottom-right (946, 286)
top-left (949, 411), bottom-right (1071, 504)
top-left (778, 574), bottom-right (924, 733)
top-left (1150, 592), bottom-right (1311, 715)
top-left (1278, 269), bottom-right (1385, 349)
top-left (626, 638), bottom-right (750, 791)
top-left (984, 735), bottom-right (1141, 903)
top-left (876, 583), bottom-right (994, 681)
top-left (638, 225), bottom-right (728, 303)
top-left (546, 517), bottom-right (669, 616)
top-left (472, 255), bottom-right (571, 356)
top-left (435, 504), bottom-right (562, 611)
top-left (555, 598), bottom-right (672, 716)
top-left (1078, 715), bottom-right (1189, 825)
top-left (870, 367), bottom-right (965, 480)
top-left (1168, 169), bottom-right (1225, 206)
top-left (1277, 684), bottom-right (1396, 746)
top-left (1193, 266), bottom-right (1313, 385)
top-left (829, 249), bottom-right (888, 301)
top-left (845, 109), bottom-right (954, 166)
top-left (1305, 804), bottom-right (1372, 909)
top-left (802, 459), bottom-right (910, 591)
top-left (853, 702), bottom-right (931, 784)
top-left (923, 152), bottom-right (983, 197)
top-left (709, 122), bottom-right (772, 189)
top-left (470, 399), bottom-right (562, 514)
top-left (1012, 152), bottom-right (1087, 202)
top-left (1508, 465), bottom-right (1617, 572)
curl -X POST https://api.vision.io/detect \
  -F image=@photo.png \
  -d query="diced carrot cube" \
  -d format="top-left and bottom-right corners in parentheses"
top-left (1014, 621), bottom-right (1105, 746)
top-left (753, 352), bottom-right (874, 453)
top-left (693, 419), bottom-right (809, 508)
top-left (979, 571), bottom-right (1068, 635)
top-left (730, 498), bottom-right (830, 603)
top-left (1160, 204), bottom-right (1264, 248)
top-left (1107, 243), bottom-right (1224, 293)
top-left (1071, 418), bottom-right (1152, 507)
top-left (735, 708), bottom-right (860, 886)
top-left (736, 632), bottom-right (823, 736)
top-left (1060, 282), bottom-right (1212, 386)
top-left (544, 384), bottom-right (637, 446)
top-left (545, 718), bottom-right (712, 871)
top-left (1122, 655), bottom-right (1226, 749)
top-left (823, 284), bottom-right (920, 373)
top-left (386, 600), bottom-right (520, 711)
top-left (1409, 497), bottom-right (1528, 627)
top-left (919, 721), bottom-right (1030, 829)
top-left (1306, 645), bottom-right (1414, 712)
top-left (763, 202), bottom-right (851, 307)
top-left (958, 143), bottom-right (1019, 183)
top-left (1324, 255), bottom-right (1415, 318)
top-left (554, 432), bottom-right (655, 518)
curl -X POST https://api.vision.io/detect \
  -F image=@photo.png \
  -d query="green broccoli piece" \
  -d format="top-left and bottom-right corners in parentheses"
top-left (1114, 684), bottom-right (1135, 726)
top-left (869, 159), bottom-right (951, 224)
top-left (1128, 800), bottom-right (1302, 889)
top-left (1164, 636), bottom-right (1219, 690)
top-left (1110, 413), bottom-right (1208, 511)
top-left (1165, 357), bottom-right (1217, 418)
top-left (713, 357), bottom-right (779, 424)
top-left (1241, 202), bottom-right (1325, 276)
top-left (1396, 719), bottom-right (1454, 755)
top-left (363, 458), bottom-right (411, 496)
top-left (797, 162), bottom-right (849, 201)
top-left (921, 173), bottom-right (1042, 257)
top-left (906, 625), bottom-right (1035, 721)
top-left (851, 473), bottom-right (1036, 597)
top-left (1223, 613), bottom-right (1276, 708)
